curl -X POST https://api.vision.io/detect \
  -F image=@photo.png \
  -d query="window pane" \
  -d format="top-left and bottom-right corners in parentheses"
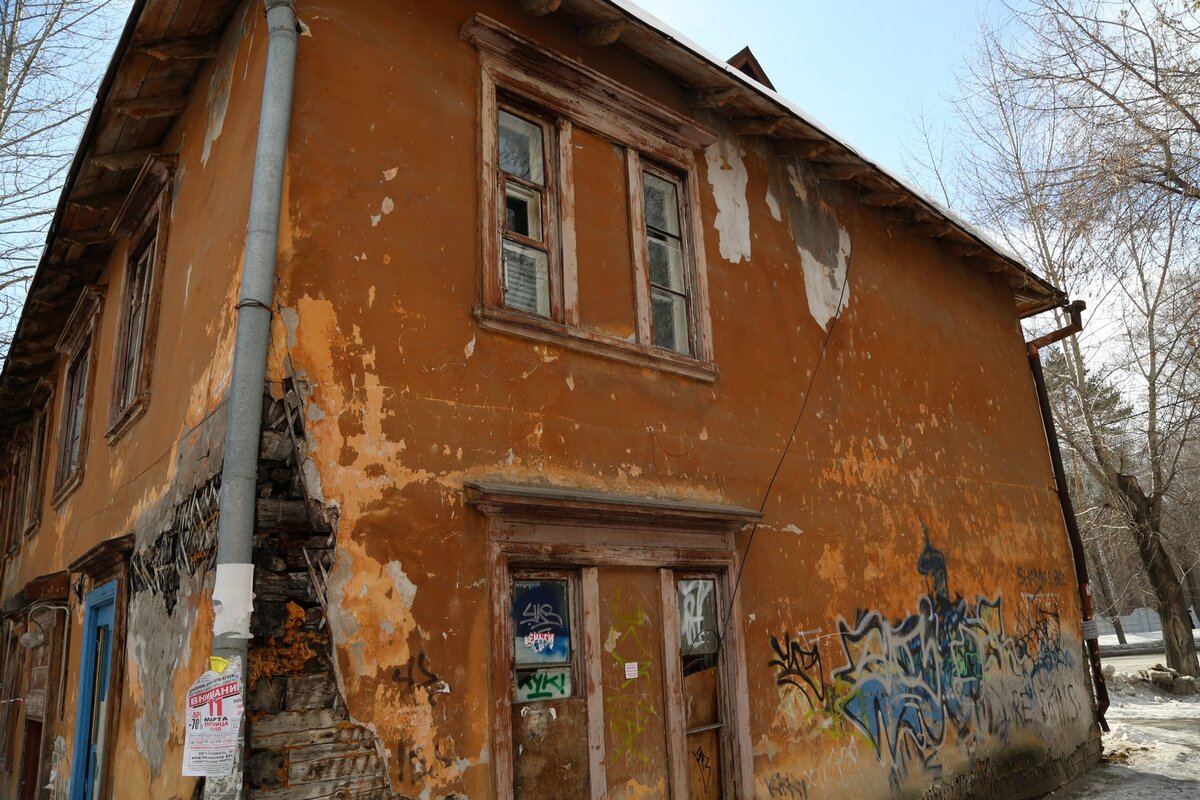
top-left (643, 172), bottom-right (680, 236)
top-left (505, 182), bottom-right (543, 241)
top-left (651, 288), bottom-right (690, 356)
top-left (678, 579), bottom-right (719, 656)
top-left (502, 241), bottom-right (551, 317)
top-left (648, 233), bottom-right (686, 293)
top-left (512, 580), bottom-right (571, 666)
top-left (499, 110), bottom-right (545, 186)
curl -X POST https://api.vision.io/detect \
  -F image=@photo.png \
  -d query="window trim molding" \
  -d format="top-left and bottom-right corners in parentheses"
top-left (469, 482), bottom-right (755, 800)
top-left (52, 287), bottom-right (104, 506)
top-left (469, 14), bottom-right (718, 380)
top-left (463, 15), bottom-right (716, 156)
top-left (107, 154), bottom-right (175, 442)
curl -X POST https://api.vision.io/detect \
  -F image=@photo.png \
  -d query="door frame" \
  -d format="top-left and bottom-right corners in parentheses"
top-left (469, 481), bottom-right (757, 800)
top-left (68, 579), bottom-right (117, 800)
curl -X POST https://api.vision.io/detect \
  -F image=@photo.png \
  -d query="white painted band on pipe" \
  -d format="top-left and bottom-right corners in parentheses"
top-left (212, 563), bottom-right (256, 639)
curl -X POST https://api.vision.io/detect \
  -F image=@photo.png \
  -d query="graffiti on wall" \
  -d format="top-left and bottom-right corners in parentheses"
top-left (768, 527), bottom-right (1081, 785)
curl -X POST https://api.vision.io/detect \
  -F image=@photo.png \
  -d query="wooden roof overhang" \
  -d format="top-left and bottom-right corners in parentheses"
top-left (518, 0), bottom-right (1067, 317)
top-left (0, 0), bottom-right (241, 430)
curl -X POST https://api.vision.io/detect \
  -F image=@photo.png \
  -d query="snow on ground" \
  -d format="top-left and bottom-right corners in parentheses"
top-left (1044, 673), bottom-right (1200, 799)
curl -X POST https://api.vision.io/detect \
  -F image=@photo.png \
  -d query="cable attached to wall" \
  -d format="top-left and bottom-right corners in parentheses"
top-left (718, 178), bottom-right (863, 645)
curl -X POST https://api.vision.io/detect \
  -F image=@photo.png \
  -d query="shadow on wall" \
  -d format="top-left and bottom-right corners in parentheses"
top-left (768, 526), bottom-right (1083, 792)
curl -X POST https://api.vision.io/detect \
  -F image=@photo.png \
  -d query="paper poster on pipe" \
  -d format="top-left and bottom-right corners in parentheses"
top-left (182, 656), bottom-right (244, 776)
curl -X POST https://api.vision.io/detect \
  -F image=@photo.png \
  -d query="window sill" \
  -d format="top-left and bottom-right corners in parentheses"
top-left (475, 305), bottom-right (717, 382)
top-left (105, 395), bottom-right (148, 444)
top-left (51, 469), bottom-right (84, 509)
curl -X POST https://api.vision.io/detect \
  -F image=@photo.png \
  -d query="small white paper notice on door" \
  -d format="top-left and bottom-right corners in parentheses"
top-left (624, 661), bottom-right (638, 679)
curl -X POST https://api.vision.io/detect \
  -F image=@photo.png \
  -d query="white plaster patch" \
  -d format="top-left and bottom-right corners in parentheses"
top-left (799, 225), bottom-right (852, 331)
top-left (183, 263), bottom-right (193, 302)
top-left (704, 137), bottom-right (751, 263)
top-left (765, 187), bottom-right (782, 222)
top-left (565, 375), bottom-right (574, 391)
top-left (370, 214), bottom-right (381, 227)
top-left (281, 306), bottom-right (300, 350)
top-left (383, 167), bottom-right (399, 181)
top-left (381, 196), bottom-right (395, 216)
top-left (463, 336), bottom-right (476, 359)
top-left (386, 561), bottom-right (418, 608)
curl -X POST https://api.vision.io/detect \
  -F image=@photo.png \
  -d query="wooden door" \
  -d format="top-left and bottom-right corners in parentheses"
top-left (597, 567), bottom-right (672, 798)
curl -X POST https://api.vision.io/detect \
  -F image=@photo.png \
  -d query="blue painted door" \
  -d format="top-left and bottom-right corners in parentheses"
top-left (69, 581), bottom-right (117, 800)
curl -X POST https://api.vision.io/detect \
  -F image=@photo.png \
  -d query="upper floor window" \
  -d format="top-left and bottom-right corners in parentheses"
top-left (53, 287), bottom-right (103, 503)
top-left (467, 15), bottom-right (717, 381)
top-left (107, 154), bottom-right (173, 439)
top-left (499, 109), bottom-right (555, 318)
top-left (58, 346), bottom-right (89, 489)
top-left (641, 167), bottom-right (694, 356)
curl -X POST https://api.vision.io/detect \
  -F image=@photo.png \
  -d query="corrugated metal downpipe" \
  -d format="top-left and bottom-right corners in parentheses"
top-left (1026, 300), bottom-right (1110, 733)
top-left (208, 2), bottom-right (298, 797)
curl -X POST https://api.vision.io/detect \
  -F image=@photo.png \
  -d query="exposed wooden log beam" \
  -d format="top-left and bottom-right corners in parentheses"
top-left (112, 94), bottom-right (187, 119)
top-left (913, 222), bottom-right (957, 238)
top-left (812, 162), bottom-right (870, 181)
top-left (59, 226), bottom-right (112, 247)
top-left (735, 115), bottom-right (789, 136)
top-left (939, 240), bottom-right (985, 258)
top-left (579, 20), bottom-right (625, 47)
top-left (861, 191), bottom-right (910, 207)
top-left (134, 36), bottom-right (221, 61)
top-left (688, 87), bottom-right (739, 109)
top-left (784, 140), bottom-right (836, 159)
top-left (68, 189), bottom-right (130, 211)
top-left (89, 148), bottom-right (159, 171)
top-left (518, 0), bottom-right (561, 15)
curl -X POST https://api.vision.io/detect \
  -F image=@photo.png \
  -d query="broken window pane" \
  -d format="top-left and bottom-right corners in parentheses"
top-left (512, 580), bottom-right (571, 666)
top-left (505, 182), bottom-right (543, 241)
top-left (651, 288), bottom-right (690, 356)
top-left (678, 579), bottom-right (719, 656)
top-left (499, 110), bottom-right (545, 185)
top-left (643, 173), bottom-right (680, 236)
top-left (503, 241), bottom-right (551, 317)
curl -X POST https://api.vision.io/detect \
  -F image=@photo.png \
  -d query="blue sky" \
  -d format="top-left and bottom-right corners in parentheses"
top-left (631, 1), bottom-right (1018, 183)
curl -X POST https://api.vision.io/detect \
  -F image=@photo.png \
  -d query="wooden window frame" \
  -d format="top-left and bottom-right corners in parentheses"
top-left (466, 15), bottom-right (717, 381)
top-left (107, 155), bottom-right (174, 442)
top-left (52, 287), bottom-right (104, 506)
top-left (0, 622), bottom-right (23, 770)
top-left (630, 156), bottom-right (711, 360)
top-left (467, 482), bottom-right (757, 800)
top-left (5, 437), bottom-right (30, 554)
top-left (22, 398), bottom-right (51, 538)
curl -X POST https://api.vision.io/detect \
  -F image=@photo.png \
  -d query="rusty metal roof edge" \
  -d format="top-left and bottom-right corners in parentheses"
top-left (600, 0), bottom-right (1067, 306)
top-left (0, 0), bottom-right (151, 410)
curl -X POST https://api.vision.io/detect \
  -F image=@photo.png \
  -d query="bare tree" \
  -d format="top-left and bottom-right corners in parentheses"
top-left (0, 0), bottom-right (122, 360)
top-left (907, 0), bottom-right (1200, 675)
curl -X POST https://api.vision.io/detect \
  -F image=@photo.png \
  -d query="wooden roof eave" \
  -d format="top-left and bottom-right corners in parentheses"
top-left (543, 0), bottom-right (1065, 314)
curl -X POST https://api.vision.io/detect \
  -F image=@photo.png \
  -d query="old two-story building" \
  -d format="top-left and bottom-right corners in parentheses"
top-left (0, 0), bottom-right (1109, 798)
